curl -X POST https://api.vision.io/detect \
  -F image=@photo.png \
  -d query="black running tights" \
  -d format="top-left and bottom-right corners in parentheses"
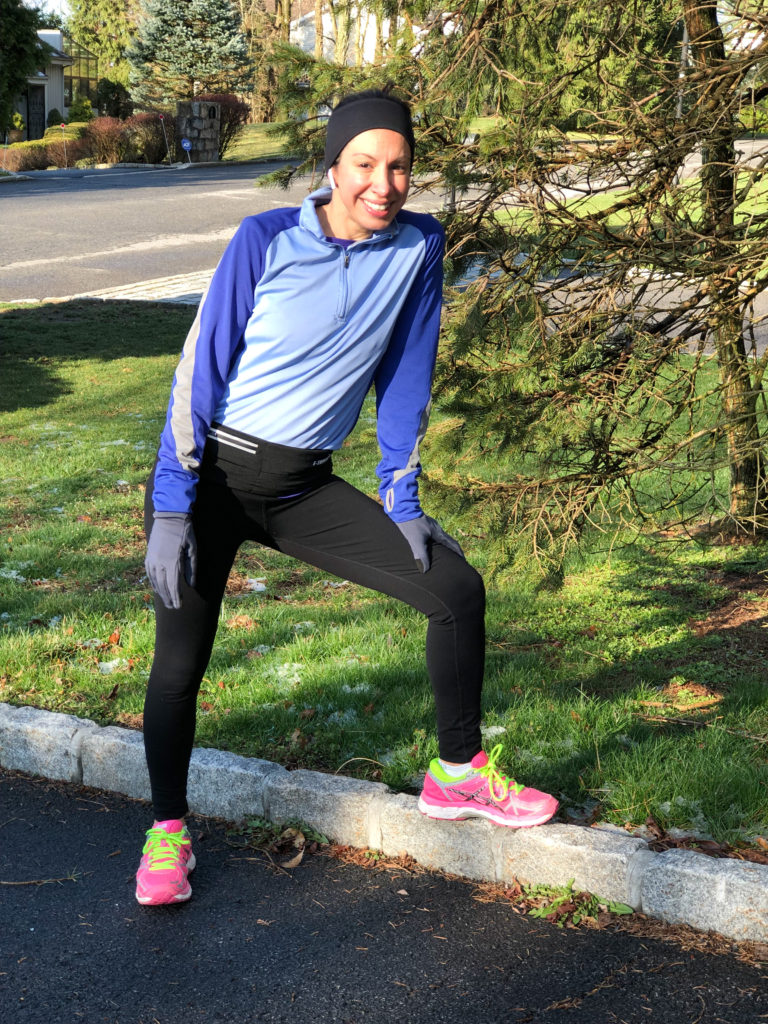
top-left (143, 472), bottom-right (485, 820)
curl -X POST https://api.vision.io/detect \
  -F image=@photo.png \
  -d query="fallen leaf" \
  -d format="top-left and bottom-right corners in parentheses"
top-left (226, 615), bottom-right (257, 629)
top-left (107, 630), bottom-right (120, 646)
top-left (276, 828), bottom-right (305, 869)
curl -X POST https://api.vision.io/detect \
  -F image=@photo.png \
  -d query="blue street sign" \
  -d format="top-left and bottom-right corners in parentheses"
top-left (181, 138), bottom-right (192, 151)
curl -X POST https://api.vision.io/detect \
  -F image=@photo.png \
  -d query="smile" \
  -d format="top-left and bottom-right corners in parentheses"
top-left (362, 200), bottom-right (390, 213)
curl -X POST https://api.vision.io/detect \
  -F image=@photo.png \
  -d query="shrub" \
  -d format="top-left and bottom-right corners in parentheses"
top-left (44, 123), bottom-right (85, 141)
top-left (67, 93), bottom-right (94, 123)
top-left (45, 136), bottom-right (89, 168)
top-left (125, 111), bottom-right (175, 164)
top-left (11, 112), bottom-right (24, 132)
top-left (46, 108), bottom-right (63, 128)
top-left (82, 117), bottom-right (130, 163)
top-left (195, 93), bottom-right (249, 160)
top-left (96, 78), bottom-right (133, 119)
top-left (1, 140), bottom-right (48, 172)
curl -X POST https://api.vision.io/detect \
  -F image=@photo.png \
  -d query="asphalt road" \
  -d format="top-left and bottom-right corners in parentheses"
top-left (2, 160), bottom-right (766, 359)
top-left (1, 769), bottom-right (767, 1024)
top-left (0, 163), bottom-right (445, 303)
top-left (0, 163), bottom-right (305, 301)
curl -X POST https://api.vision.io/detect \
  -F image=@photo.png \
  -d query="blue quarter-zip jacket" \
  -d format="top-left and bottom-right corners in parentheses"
top-left (152, 186), bottom-right (445, 522)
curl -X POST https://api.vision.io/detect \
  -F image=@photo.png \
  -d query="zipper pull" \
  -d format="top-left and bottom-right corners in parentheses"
top-left (344, 250), bottom-right (350, 268)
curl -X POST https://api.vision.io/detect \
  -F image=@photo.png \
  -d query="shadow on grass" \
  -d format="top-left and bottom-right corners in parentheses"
top-left (0, 300), bottom-right (192, 413)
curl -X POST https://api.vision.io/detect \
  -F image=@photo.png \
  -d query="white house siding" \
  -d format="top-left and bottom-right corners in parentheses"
top-left (290, 5), bottom-right (391, 65)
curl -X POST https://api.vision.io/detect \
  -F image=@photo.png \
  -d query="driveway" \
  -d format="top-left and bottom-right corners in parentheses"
top-left (3, 768), bottom-right (767, 1024)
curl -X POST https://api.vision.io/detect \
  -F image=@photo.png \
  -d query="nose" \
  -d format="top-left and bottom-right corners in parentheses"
top-left (370, 163), bottom-right (393, 194)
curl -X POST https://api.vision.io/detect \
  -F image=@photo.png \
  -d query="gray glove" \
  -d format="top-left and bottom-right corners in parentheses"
top-left (145, 513), bottom-right (198, 610)
top-left (396, 515), bottom-right (464, 573)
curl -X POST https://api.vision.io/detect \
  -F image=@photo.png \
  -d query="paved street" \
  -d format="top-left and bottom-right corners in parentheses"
top-left (2, 769), bottom-right (768, 1024)
top-left (2, 159), bottom-right (766, 359)
top-left (0, 163), bottom-right (307, 301)
top-left (0, 163), bottom-right (446, 303)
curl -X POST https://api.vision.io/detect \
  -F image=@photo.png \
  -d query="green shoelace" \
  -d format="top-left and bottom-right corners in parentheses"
top-left (477, 744), bottom-right (524, 803)
top-left (142, 826), bottom-right (189, 872)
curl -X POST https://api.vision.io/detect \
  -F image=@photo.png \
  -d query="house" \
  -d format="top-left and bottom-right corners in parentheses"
top-left (13, 31), bottom-right (98, 141)
top-left (289, 1), bottom-right (384, 65)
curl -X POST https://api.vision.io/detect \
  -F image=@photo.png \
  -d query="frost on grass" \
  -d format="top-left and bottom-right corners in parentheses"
top-left (98, 658), bottom-right (128, 674)
top-left (326, 708), bottom-right (358, 726)
top-left (266, 662), bottom-right (303, 692)
top-left (657, 796), bottom-right (711, 836)
top-left (340, 682), bottom-right (372, 695)
top-left (481, 724), bottom-right (507, 739)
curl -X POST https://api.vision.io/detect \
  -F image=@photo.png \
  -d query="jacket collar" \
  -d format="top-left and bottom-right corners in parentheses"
top-left (300, 186), bottom-right (399, 245)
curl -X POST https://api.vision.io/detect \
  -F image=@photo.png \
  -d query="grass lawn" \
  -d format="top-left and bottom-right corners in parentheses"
top-left (223, 123), bottom-right (295, 163)
top-left (0, 300), bottom-right (766, 847)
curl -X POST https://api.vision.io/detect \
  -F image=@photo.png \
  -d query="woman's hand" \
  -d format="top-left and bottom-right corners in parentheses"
top-left (145, 514), bottom-right (198, 610)
top-left (396, 515), bottom-right (464, 572)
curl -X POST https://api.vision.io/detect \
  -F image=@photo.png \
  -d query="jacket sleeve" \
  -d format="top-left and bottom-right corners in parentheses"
top-left (150, 219), bottom-right (266, 514)
top-left (373, 217), bottom-right (445, 522)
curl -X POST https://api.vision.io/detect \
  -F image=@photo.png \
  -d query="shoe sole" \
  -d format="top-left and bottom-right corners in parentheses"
top-left (135, 852), bottom-right (196, 906)
top-left (418, 795), bottom-right (558, 828)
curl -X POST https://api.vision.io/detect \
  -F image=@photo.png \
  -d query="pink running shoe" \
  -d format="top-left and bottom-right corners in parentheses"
top-left (418, 745), bottom-right (558, 828)
top-left (135, 819), bottom-right (196, 905)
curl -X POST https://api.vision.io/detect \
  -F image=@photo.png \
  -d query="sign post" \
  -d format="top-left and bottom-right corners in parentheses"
top-left (181, 137), bottom-right (192, 163)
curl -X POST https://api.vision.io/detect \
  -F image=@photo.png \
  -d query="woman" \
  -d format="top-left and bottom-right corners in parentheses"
top-left (137, 89), bottom-right (558, 906)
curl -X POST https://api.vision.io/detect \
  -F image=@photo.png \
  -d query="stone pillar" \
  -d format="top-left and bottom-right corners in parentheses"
top-left (175, 101), bottom-right (221, 163)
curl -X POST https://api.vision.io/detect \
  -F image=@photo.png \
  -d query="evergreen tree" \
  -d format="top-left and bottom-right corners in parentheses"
top-left (415, 0), bottom-right (768, 575)
top-left (67, 0), bottom-right (141, 88)
top-left (0, 0), bottom-right (47, 134)
top-left (268, 0), bottom-right (768, 578)
top-left (127, 0), bottom-right (252, 107)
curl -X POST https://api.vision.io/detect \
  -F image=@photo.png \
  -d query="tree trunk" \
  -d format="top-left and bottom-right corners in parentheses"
top-left (276, 0), bottom-right (291, 42)
top-left (315, 0), bottom-right (324, 58)
top-left (330, 1), bottom-right (352, 64)
top-left (683, 0), bottom-right (767, 524)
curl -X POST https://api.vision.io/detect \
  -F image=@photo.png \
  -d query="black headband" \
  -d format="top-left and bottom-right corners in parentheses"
top-left (324, 96), bottom-right (415, 172)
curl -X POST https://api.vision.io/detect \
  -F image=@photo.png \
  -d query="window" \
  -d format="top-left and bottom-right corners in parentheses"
top-left (63, 36), bottom-right (98, 107)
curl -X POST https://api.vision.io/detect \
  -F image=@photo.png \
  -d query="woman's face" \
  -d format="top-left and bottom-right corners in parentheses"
top-left (325, 128), bottom-right (411, 240)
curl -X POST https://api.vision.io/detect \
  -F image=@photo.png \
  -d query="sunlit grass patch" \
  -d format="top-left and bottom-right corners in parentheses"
top-left (1, 299), bottom-right (766, 845)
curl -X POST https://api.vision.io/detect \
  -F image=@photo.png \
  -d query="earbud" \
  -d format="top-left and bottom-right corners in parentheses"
top-left (327, 169), bottom-right (336, 189)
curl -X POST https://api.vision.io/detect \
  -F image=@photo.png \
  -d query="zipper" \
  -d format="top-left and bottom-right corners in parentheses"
top-left (335, 247), bottom-right (351, 321)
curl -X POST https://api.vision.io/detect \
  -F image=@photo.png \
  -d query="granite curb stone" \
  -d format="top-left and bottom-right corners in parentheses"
top-left (495, 822), bottom-right (653, 908)
top-left (263, 768), bottom-right (388, 848)
top-left (0, 703), bottom-right (98, 783)
top-left (188, 747), bottom-right (287, 820)
top-left (1, 702), bottom-right (766, 943)
top-left (641, 848), bottom-right (768, 942)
